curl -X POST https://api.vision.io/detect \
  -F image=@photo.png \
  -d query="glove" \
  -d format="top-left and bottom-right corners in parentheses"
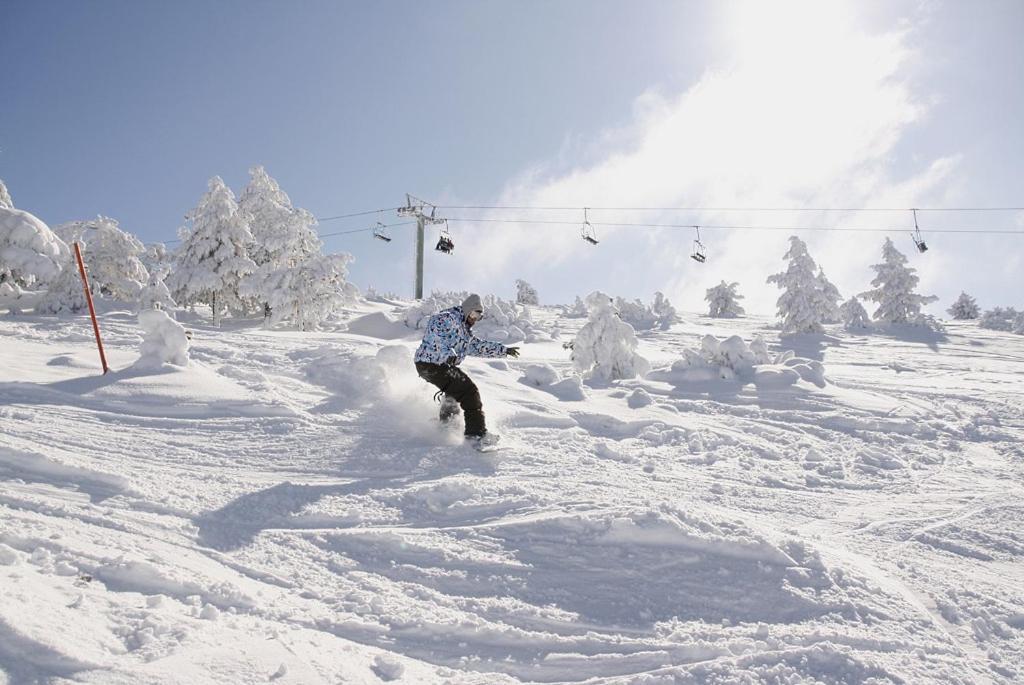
top-left (506, 346), bottom-right (520, 358)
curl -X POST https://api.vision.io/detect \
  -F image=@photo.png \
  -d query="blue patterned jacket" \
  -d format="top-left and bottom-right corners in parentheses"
top-left (414, 306), bottom-right (507, 365)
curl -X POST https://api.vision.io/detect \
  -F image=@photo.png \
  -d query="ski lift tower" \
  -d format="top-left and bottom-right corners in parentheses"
top-left (398, 194), bottom-right (446, 299)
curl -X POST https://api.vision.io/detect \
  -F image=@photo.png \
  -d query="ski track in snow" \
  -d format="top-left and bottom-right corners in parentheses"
top-left (1, 308), bottom-right (1023, 684)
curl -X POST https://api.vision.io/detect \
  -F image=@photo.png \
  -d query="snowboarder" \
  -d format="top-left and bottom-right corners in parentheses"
top-left (414, 294), bottom-right (520, 448)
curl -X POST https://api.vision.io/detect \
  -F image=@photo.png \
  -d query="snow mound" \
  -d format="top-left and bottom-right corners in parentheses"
top-left (345, 311), bottom-right (411, 340)
top-left (135, 309), bottom-right (190, 368)
top-left (0, 207), bottom-right (69, 285)
top-left (521, 363), bottom-right (559, 387)
top-left (648, 335), bottom-right (827, 389)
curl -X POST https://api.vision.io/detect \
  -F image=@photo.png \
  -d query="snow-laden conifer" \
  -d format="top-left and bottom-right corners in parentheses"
top-left (515, 279), bottom-right (539, 306)
top-left (238, 166), bottom-right (320, 317)
top-left (947, 292), bottom-right (980, 320)
top-left (167, 177), bottom-right (256, 326)
top-left (860, 238), bottom-right (937, 324)
top-left (0, 206), bottom-right (69, 287)
top-left (55, 216), bottom-right (148, 302)
top-left (241, 253), bottom-right (355, 330)
top-left (817, 269), bottom-right (842, 323)
top-left (705, 281), bottom-right (746, 318)
top-left (840, 296), bottom-right (871, 330)
top-left (563, 295), bottom-right (588, 318)
top-left (766, 236), bottom-right (833, 333)
top-left (0, 179), bottom-right (12, 210)
top-left (572, 291), bottom-right (650, 381)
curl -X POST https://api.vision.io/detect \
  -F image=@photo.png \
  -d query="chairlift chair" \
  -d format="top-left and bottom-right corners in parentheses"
top-left (690, 226), bottom-right (707, 263)
top-left (373, 221), bottom-right (392, 242)
top-left (581, 208), bottom-right (599, 245)
top-left (911, 208), bottom-right (928, 253)
top-left (435, 220), bottom-right (455, 254)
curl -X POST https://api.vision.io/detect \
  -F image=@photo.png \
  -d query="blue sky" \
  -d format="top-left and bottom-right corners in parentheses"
top-left (2, 0), bottom-right (1022, 313)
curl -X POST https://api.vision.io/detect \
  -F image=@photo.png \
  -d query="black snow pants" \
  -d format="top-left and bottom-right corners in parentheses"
top-left (415, 361), bottom-right (486, 436)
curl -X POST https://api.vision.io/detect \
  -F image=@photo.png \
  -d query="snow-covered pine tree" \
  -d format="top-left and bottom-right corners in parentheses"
top-left (166, 176), bottom-right (256, 326)
top-left (947, 292), bottom-right (980, 320)
top-left (705, 281), bottom-right (746, 318)
top-left (244, 253), bottom-right (355, 330)
top-left (840, 296), bottom-right (871, 330)
top-left (238, 166), bottom-right (320, 317)
top-left (55, 216), bottom-right (149, 302)
top-left (564, 295), bottom-right (588, 318)
top-left (766, 236), bottom-right (832, 333)
top-left (860, 238), bottom-right (938, 324)
top-left (572, 291), bottom-right (650, 381)
top-left (515, 279), bottom-right (539, 306)
top-left (651, 292), bottom-right (678, 330)
top-left (0, 179), bottom-right (12, 210)
top-left (0, 203), bottom-right (69, 287)
top-left (816, 269), bottom-right (842, 323)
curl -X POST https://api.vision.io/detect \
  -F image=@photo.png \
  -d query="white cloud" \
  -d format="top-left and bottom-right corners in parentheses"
top-left (437, 0), bottom-right (963, 315)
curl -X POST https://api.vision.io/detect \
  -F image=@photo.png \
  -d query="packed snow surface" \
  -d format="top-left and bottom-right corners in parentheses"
top-left (1, 302), bottom-right (1023, 684)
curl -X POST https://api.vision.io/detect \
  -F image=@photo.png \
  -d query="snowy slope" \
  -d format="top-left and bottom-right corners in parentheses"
top-left (1, 303), bottom-right (1023, 684)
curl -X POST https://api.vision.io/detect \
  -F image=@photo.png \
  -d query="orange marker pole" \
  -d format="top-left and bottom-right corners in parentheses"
top-left (73, 242), bottom-right (109, 374)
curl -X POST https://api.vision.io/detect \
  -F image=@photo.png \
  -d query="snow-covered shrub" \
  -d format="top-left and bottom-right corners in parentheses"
top-left (515, 279), bottom-right (539, 306)
top-left (647, 334), bottom-right (826, 389)
top-left (140, 242), bottom-right (172, 278)
top-left (766, 237), bottom-right (836, 333)
top-left (0, 179), bottom-right (12, 210)
top-left (36, 256), bottom-right (88, 314)
top-left (402, 291), bottom-right (549, 343)
top-left (979, 307), bottom-right (1024, 333)
top-left (563, 295), bottom-right (588, 318)
top-left (572, 291), bottom-right (649, 381)
top-left (473, 295), bottom-right (547, 343)
top-left (54, 216), bottom-right (148, 302)
top-left (167, 176), bottom-right (257, 326)
top-left (860, 238), bottom-right (938, 324)
top-left (135, 309), bottom-right (190, 368)
top-left (0, 206), bottom-right (69, 287)
top-left (138, 271), bottom-right (177, 313)
top-left (240, 253), bottom-right (356, 330)
top-left (651, 291), bottom-right (678, 330)
top-left (947, 292), bottom-right (980, 320)
top-left (705, 281), bottom-right (745, 318)
top-left (614, 297), bottom-right (658, 331)
top-left (840, 296), bottom-right (872, 331)
top-left (364, 286), bottom-right (400, 303)
top-left (402, 291), bottom-right (466, 329)
top-left (615, 293), bottom-right (677, 331)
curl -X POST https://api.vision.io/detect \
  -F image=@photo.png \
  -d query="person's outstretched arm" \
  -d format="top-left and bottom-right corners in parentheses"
top-left (466, 335), bottom-right (509, 358)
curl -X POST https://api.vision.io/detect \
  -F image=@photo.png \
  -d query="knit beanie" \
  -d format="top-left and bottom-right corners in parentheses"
top-left (462, 293), bottom-right (483, 314)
